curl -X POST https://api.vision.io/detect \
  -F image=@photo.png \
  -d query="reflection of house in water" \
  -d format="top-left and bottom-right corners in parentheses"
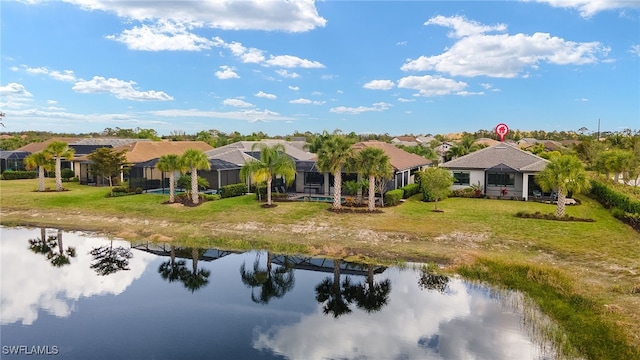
top-left (271, 255), bottom-right (386, 276)
top-left (131, 242), bottom-right (240, 262)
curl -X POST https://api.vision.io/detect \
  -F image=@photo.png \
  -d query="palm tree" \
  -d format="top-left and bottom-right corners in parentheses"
top-left (315, 259), bottom-right (357, 318)
top-left (353, 147), bottom-right (392, 211)
top-left (158, 246), bottom-right (188, 283)
top-left (44, 141), bottom-right (75, 191)
top-left (180, 149), bottom-right (211, 205)
top-left (24, 151), bottom-right (53, 192)
top-left (240, 143), bottom-right (296, 206)
top-left (156, 154), bottom-right (184, 203)
top-left (239, 252), bottom-right (295, 304)
top-left (179, 248), bottom-right (211, 293)
top-left (351, 264), bottom-right (391, 313)
top-left (315, 135), bottom-right (354, 210)
top-left (28, 228), bottom-right (76, 267)
top-left (535, 155), bottom-right (591, 217)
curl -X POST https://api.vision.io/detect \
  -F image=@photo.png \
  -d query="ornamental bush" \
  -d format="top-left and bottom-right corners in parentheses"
top-left (1, 170), bottom-right (37, 180)
top-left (220, 183), bottom-right (248, 198)
top-left (590, 180), bottom-right (640, 214)
top-left (384, 189), bottom-right (404, 206)
top-left (400, 183), bottom-right (420, 199)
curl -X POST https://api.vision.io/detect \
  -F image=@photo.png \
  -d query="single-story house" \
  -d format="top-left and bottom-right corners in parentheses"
top-left (0, 150), bottom-right (30, 172)
top-left (351, 141), bottom-right (433, 192)
top-left (440, 143), bottom-right (549, 200)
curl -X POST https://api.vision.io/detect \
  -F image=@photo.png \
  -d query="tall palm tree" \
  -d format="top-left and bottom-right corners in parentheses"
top-left (353, 147), bottom-right (392, 211)
top-left (315, 135), bottom-right (354, 210)
top-left (536, 155), bottom-right (591, 217)
top-left (315, 259), bottom-right (356, 318)
top-left (351, 264), bottom-right (391, 313)
top-left (156, 154), bottom-right (184, 203)
top-left (158, 246), bottom-right (188, 283)
top-left (179, 248), bottom-right (211, 293)
top-left (180, 149), bottom-right (211, 205)
top-left (240, 143), bottom-right (296, 206)
top-left (240, 252), bottom-right (295, 304)
top-left (44, 141), bottom-right (75, 191)
top-left (24, 151), bottom-right (53, 192)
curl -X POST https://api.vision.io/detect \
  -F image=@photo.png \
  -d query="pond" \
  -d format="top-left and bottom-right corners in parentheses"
top-left (1, 226), bottom-right (563, 360)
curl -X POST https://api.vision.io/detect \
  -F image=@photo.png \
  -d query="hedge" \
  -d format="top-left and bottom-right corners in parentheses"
top-left (384, 189), bottom-right (404, 206)
top-left (1, 170), bottom-right (37, 180)
top-left (589, 179), bottom-right (640, 214)
top-left (400, 183), bottom-right (420, 199)
top-left (220, 183), bottom-right (248, 198)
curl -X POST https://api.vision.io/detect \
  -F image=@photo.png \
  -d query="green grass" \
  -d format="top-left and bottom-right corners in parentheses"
top-left (1, 178), bottom-right (639, 360)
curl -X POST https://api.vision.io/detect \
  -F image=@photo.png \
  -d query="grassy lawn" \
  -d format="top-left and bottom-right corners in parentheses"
top-left (1, 179), bottom-right (639, 359)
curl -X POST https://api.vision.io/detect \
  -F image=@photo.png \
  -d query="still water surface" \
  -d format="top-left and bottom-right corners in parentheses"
top-left (1, 227), bottom-right (559, 359)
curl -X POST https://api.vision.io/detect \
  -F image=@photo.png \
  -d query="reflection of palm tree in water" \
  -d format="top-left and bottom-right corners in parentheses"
top-left (28, 228), bottom-right (76, 267)
top-left (418, 265), bottom-right (450, 293)
top-left (89, 238), bottom-right (133, 276)
top-left (351, 264), bottom-right (391, 313)
top-left (179, 248), bottom-right (211, 293)
top-left (315, 259), bottom-right (357, 318)
top-left (240, 252), bottom-right (295, 304)
top-left (158, 245), bottom-right (188, 283)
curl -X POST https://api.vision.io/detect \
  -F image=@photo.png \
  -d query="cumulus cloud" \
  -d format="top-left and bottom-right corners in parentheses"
top-left (151, 108), bottom-right (294, 123)
top-left (222, 98), bottom-right (254, 108)
top-left (264, 55), bottom-right (324, 68)
top-left (397, 75), bottom-right (468, 97)
top-left (0, 82), bottom-right (33, 108)
top-left (212, 37), bottom-right (324, 70)
top-left (330, 102), bottom-right (391, 114)
top-left (276, 69), bottom-right (300, 78)
top-left (288, 86), bottom-right (300, 91)
top-left (106, 20), bottom-right (213, 51)
top-left (289, 98), bottom-right (325, 105)
top-left (72, 76), bottom-right (174, 101)
top-left (532, 0), bottom-right (640, 18)
top-left (255, 91), bottom-right (277, 99)
top-left (215, 65), bottom-right (240, 79)
top-left (363, 79), bottom-right (395, 90)
top-left (397, 98), bottom-right (415, 102)
top-left (16, 65), bottom-right (77, 82)
top-left (402, 15), bottom-right (609, 78)
top-left (58, 0), bottom-right (326, 32)
top-left (630, 44), bottom-right (640, 57)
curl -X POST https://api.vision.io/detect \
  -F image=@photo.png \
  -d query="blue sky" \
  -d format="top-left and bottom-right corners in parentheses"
top-left (1, 0), bottom-right (639, 137)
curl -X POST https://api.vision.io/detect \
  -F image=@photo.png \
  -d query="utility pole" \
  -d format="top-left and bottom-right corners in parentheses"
top-left (597, 118), bottom-right (600, 141)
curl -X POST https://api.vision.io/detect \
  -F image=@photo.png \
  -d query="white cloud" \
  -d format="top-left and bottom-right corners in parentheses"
top-left (72, 76), bottom-right (174, 101)
top-left (330, 102), bottom-right (391, 114)
top-left (222, 98), bottom-right (254, 108)
top-left (106, 20), bottom-right (213, 51)
top-left (396, 41), bottom-right (407, 46)
top-left (321, 74), bottom-right (336, 80)
top-left (397, 75), bottom-right (468, 96)
top-left (60, 0), bottom-right (326, 32)
top-left (402, 16), bottom-right (608, 78)
top-left (215, 65), bottom-right (240, 79)
top-left (288, 86), bottom-right (300, 91)
top-left (0, 82), bottom-right (33, 108)
top-left (150, 108), bottom-right (294, 123)
top-left (630, 44), bottom-right (640, 57)
top-left (532, 0), bottom-right (640, 18)
top-left (363, 79), bottom-right (395, 90)
top-left (212, 37), bottom-right (265, 63)
top-left (47, 100), bottom-right (57, 104)
top-left (264, 55), bottom-right (325, 68)
top-left (255, 91), bottom-right (277, 100)
top-left (276, 69), bottom-right (300, 78)
top-left (290, 98), bottom-right (325, 105)
top-left (397, 98), bottom-right (415, 102)
top-left (17, 65), bottom-right (77, 82)
top-left (425, 15), bottom-right (507, 38)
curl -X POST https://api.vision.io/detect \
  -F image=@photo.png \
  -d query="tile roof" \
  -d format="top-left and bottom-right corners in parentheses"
top-left (440, 142), bottom-right (548, 172)
top-left (113, 141), bottom-right (213, 163)
top-left (206, 140), bottom-right (315, 162)
top-left (352, 141), bottom-right (432, 171)
top-left (16, 137), bottom-right (80, 153)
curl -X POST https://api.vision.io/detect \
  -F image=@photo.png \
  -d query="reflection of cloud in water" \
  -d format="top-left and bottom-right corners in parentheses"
top-left (1, 227), bottom-right (156, 325)
top-left (254, 268), bottom-right (544, 360)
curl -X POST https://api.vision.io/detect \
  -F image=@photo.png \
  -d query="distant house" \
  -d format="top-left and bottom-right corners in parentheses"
top-left (0, 150), bottom-right (30, 172)
top-left (390, 136), bottom-right (419, 147)
top-left (434, 141), bottom-right (455, 163)
top-left (440, 143), bottom-right (549, 200)
top-left (351, 141), bottom-right (433, 191)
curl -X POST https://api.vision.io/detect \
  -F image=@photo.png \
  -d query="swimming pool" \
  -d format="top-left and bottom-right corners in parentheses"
top-left (298, 195), bottom-right (346, 203)
top-left (146, 188), bottom-right (218, 195)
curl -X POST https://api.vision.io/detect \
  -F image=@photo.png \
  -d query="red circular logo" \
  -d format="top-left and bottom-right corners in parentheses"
top-left (495, 123), bottom-right (509, 141)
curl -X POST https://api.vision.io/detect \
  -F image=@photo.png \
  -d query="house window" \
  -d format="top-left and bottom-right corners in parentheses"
top-left (487, 172), bottom-right (515, 187)
top-left (452, 171), bottom-right (470, 185)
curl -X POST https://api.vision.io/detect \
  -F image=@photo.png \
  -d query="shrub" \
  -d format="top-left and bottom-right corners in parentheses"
top-left (384, 189), bottom-right (404, 206)
top-left (1, 170), bottom-right (37, 180)
top-left (590, 179), bottom-right (640, 214)
top-left (135, 187), bottom-right (143, 194)
top-left (203, 193), bottom-right (221, 201)
top-left (220, 183), bottom-right (247, 198)
top-left (61, 168), bottom-right (75, 182)
top-left (255, 184), bottom-right (267, 201)
top-left (400, 183), bottom-right (420, 199)
top-left (112, 186), bottom-right (129, 194)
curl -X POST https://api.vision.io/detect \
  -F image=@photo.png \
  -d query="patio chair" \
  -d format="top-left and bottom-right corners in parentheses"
top-left (532, 190), bottom-right (542, 200)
